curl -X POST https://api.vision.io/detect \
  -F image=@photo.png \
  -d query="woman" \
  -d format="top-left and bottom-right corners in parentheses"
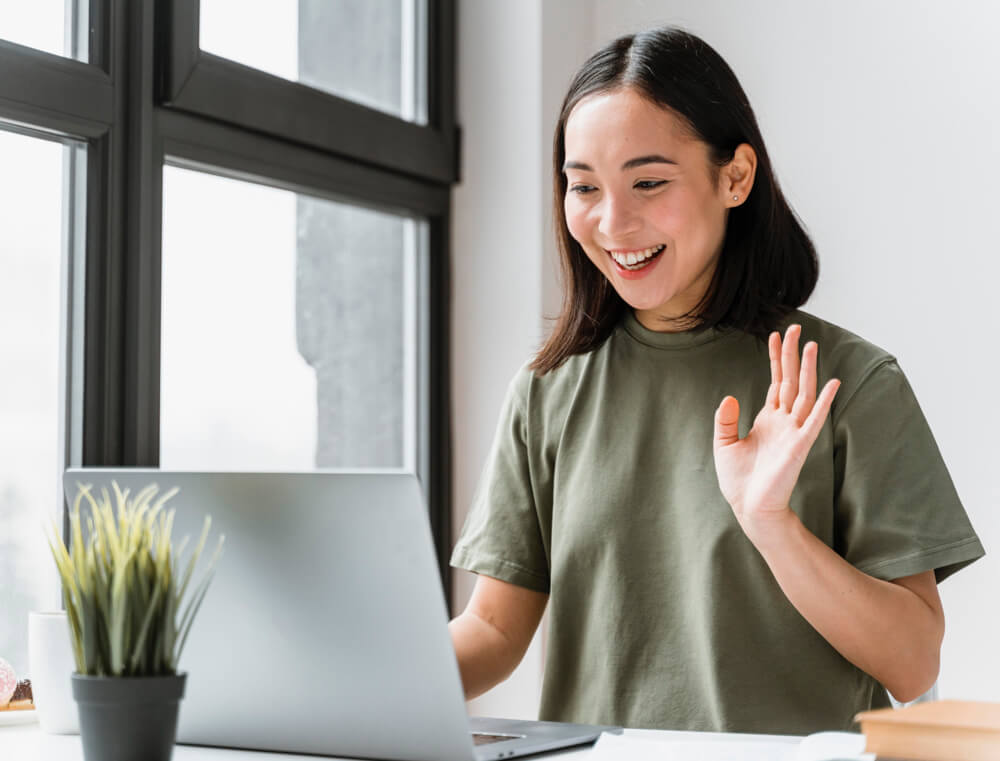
top-left (448, 27), bottom-right (984, 735)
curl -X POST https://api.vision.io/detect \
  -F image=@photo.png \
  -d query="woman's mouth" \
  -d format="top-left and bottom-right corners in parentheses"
top-left (607, 244), bottom-right (666, 272)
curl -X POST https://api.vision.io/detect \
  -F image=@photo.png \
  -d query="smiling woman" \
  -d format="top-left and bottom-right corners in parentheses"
top-left (447, 26), bottom-right (985, 735)
top-left (562, 89), bottom-right (741, 319)
top-left (540, 35), bottom-right (819, 366)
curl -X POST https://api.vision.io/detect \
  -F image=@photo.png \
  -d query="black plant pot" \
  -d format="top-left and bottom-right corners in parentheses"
top-left (71, 673), bottom-right (186, 761)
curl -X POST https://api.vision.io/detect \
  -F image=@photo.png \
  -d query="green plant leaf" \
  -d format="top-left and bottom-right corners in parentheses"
top-left (70, 497), bottom-right (89, 599)
top-left (177, 515), bottom-right (212, 605)
top-left (108, 545), bottom-right (137, 675)
top-left (79, 582), bottom-right (100, 675)
top-left (128, 568), bottom-right (164, 674)
top-left (174, 534), bottom-right (224, 665)
top-left (161, 572), bottom-right (177, 672)
top-left (92, 542), bottom-right (113, 671)
top-left (46, 517), bottom-right (86, 673)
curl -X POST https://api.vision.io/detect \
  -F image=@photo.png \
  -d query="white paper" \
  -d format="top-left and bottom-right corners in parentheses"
top-left (592, 733), bottom-right (797, 761)
top-left (793, 732), bottom-right (873, 761)
top-left (591, 731), bottom-right (874, 761)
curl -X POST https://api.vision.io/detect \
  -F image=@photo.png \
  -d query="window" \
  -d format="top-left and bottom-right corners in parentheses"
top-left (0, 131), bottom-right (84, 674)
top-left (160, 167), bottom-right (428, 472)
top-left (0, 0), bottom-right (87, 61)
top-left (200, 0), bottom-right (428, 123)
top-left (0, 0), bottom-right (455, 670)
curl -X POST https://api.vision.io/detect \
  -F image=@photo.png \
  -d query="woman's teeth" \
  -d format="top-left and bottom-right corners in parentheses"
top-left (609, 244), bottom-right (665, 270)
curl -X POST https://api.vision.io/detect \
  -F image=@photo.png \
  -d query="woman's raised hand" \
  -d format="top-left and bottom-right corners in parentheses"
top-left (712, 324), bottom-right (840, 546)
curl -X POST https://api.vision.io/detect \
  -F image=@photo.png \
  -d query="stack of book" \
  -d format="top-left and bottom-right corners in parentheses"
top-left (855, 700), bottom-right (1000, 761)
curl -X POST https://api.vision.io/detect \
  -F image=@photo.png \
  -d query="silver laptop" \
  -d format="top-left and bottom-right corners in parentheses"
top-left (63, 469), bottom-right (617, 761)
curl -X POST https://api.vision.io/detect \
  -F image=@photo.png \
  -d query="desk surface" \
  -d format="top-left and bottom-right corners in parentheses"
top-left (0, 723), bottom-right (804, 760)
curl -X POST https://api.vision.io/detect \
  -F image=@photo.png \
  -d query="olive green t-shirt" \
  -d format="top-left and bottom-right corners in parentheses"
top-left (451, 309), bottom-right (984, 735)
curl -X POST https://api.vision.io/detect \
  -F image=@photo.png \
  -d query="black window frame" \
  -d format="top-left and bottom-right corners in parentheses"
top-left (0, 0), bottom-right (456, 599)
top-left (159, 0), bottom-right (459, 185)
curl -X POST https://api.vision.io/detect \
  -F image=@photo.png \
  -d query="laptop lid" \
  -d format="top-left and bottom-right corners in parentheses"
top-left (63, 469), bottom-right (478, 761)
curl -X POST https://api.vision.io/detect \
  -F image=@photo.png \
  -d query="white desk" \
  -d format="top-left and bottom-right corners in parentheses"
top-left (0, 723), bottom-right (805, 760)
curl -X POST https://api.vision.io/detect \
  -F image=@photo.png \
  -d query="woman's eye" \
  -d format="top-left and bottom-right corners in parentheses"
top-left (567, 180), bottom-right (665, 194)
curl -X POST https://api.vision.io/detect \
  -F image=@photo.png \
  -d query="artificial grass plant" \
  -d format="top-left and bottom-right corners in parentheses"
top-left (47, 482), bottom-right (224, 677)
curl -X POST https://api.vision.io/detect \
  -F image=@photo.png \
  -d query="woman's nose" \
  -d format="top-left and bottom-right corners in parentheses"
top-left (597, 194), bottom-right (642, 240)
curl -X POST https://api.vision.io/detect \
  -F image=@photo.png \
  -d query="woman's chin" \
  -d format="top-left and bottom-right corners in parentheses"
top-left (611, 287), bottom-right (675, 313)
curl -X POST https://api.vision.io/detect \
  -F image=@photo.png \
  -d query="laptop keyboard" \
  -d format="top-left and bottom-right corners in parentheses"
top-left (472, 732), bottom-right (524, 746)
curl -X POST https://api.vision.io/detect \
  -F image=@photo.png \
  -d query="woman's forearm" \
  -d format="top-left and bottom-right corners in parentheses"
top-left (448, 611), bottom-right (521, 701)
top-left (746, 510), bottom-right (944, 703)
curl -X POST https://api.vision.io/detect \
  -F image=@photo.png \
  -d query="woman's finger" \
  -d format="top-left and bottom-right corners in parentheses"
top-left (791, 341), bottom-right (818, 424)
top-left (714, 395), bottom-right (741, 451)
top-left (802, 378), bottom-right (841, 442)
top-left (778, 324), bottom-right (801, 411)
top-left (765, 331), bottom-right (782, 408)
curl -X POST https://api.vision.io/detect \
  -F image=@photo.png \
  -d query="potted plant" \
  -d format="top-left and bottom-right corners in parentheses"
top-left (47, 481), bottom-right (224, 761)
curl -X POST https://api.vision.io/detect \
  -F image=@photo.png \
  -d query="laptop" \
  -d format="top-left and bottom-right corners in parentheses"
top-left (63, 469), bottom-right (618, 761)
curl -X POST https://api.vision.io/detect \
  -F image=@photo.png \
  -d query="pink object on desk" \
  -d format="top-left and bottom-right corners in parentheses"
top-left (0, 657), bottom-right (17, 705)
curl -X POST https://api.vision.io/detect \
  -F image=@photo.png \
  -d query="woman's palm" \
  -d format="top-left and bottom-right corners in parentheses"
top-left (713, 325), bottom-right (840, 529)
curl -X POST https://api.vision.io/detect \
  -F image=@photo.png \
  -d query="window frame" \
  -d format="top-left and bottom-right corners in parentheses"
top-left (159, 0), bottom-right (459, 184)
top-left (0, 0), bottom-right (456, 598)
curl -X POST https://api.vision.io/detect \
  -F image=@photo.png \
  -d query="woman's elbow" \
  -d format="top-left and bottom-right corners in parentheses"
top-left (887, 627), bottom-right (943, 704)
top-left (885, 573), bottom-right (946, 704)
top-left (888, 655), bottom-right (940, 704)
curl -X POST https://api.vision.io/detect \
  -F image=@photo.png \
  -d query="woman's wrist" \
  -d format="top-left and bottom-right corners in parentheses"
top-left (738, 507), bottom-right (804, 557)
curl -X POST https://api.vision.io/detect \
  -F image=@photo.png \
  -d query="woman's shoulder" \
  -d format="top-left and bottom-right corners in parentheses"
top-left (787, 309), bottom-right (896, 370)
top-left (786, 309), bottom-right (905, 416)
top-left (511, 350), bottom-right (590, 394)
top-left (507, 339), bottom-right (612, 414)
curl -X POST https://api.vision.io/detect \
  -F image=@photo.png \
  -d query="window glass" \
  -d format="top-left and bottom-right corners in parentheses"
top-left (0, 0), bottom-right (88, 61)
top-left (0, 129), bottom-right (81, 675)
top-left (199, 0), bottom-right (427, 123)
top-left (160, 166), bottom-right (424, 472)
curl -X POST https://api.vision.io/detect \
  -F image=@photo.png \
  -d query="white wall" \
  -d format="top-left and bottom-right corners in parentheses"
top-left (451, 0), bottom-right (547, 719)
top-left (452, 0), bottom-right (1000, 714)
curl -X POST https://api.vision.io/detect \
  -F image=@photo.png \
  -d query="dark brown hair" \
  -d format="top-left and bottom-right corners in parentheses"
top-left (531, 27), bottom-right (818, 374)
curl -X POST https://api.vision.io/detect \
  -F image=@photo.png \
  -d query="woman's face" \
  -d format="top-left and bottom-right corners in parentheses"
top-left (563, 87), bottom-right (751, 330)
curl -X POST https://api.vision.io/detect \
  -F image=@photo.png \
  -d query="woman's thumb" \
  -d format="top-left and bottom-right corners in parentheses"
top-left (714, 395), bottom-right (741, 449)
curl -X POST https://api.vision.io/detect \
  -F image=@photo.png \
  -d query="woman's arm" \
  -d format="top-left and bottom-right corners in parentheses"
top-left (448, 574), bottom-right (548, 700)
top-left (713, 325), bottom-right (944, 702)
top-left (749, 510), bottom-right (943, 702)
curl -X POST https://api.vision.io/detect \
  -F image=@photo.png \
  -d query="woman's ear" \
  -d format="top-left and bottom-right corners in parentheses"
top-left (722, 143), bottom-right (758, 206)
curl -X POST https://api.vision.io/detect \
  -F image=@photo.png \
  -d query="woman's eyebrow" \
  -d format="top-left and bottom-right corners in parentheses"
top-left (562, 154), bottom-right (679, 172)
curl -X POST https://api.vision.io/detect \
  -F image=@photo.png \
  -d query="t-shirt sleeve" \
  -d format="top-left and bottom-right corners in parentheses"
top-left (833, 359), bottom-right (985, 583)
top-left (450, 368), bottom-right (551, 593)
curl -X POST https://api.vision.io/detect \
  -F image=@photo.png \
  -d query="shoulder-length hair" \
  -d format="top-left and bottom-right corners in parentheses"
top-left (531, 27), bottom-right (818, 374)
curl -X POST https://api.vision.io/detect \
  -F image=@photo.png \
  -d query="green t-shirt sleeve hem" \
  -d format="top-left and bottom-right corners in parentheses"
top-left (855, 536), bottom-right (986, 583)
top-left (450, 545), bottom-right (551, 594)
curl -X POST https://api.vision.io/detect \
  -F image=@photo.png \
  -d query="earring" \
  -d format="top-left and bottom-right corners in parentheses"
top-left (732, 195), bottom-right (739, 201)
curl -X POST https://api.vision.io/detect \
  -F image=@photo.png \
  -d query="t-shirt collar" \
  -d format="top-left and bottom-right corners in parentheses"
top-left (622, 309), bottom-right (736, 350)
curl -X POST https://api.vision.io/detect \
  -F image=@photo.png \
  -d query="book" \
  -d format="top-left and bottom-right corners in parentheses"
top-left (854, 700), bottom-right (1000, 761)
